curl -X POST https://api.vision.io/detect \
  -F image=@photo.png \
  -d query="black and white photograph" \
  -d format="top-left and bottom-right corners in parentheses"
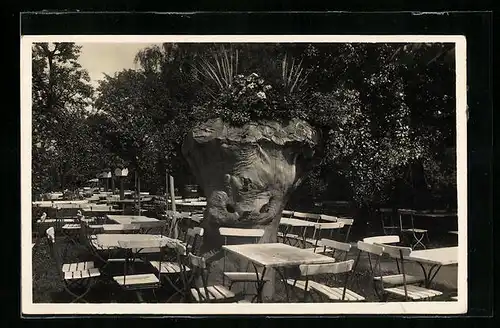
top-left (21, 35), bottom-right (467, 315)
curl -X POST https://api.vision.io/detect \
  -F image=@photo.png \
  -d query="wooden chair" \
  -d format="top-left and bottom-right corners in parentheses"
top-left (379, 208), bottom-right (399, 235)
top-left (398, 209), bottom-right (430, 250)
top-left (305, 238), bottom-right (352, 261)
top-left (334, 217), bottom-right (354, 242)
top-left (45, 227), bottom-right (101, 303)
top-left (279, 212), bottom-right (321, 247)
top-left (188, 252), bottom-right (246, 303)
top-left (374, 243), bottom-right (442, 301)
top-left (218, 227), bottom-right (269, 294)
top-left (286, 259), bottom-right (365, 302)
top-left (112, 238), bottom-right (170, 301)
top-left (304, 222), bottom-right (345, 251)
top-left (352, 240), bottom-right (425, 301)
top-left (180, 227), bottom-right (204, 256)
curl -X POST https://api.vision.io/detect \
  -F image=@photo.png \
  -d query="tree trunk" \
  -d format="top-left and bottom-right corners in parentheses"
top-left (182, 118), bottom-right (321, 297)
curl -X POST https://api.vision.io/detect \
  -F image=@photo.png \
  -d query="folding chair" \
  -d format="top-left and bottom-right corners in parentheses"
top-left (333, 217), bottom-right (354, 242)
top-left (375, 243), bottom-right (443, 301)
top-left (379, 208), bottom-right (399, 235)
top-left (398, 209), bottom-right (430, 250)
top-left (286, 259), bottom-right (365, 302)
top-left (304, 222), bottom-right (345, 251)
top-left (218, 227), bottom-right (269, 295)
top-left (112, 238), bottom-right (170, 302)
top-left (305, 238), bottom-right (352, 261)
top-left (180, 227), bottom-right (204, 256)
top-left (280, 212), bottom-right (321, 247)
top-left (45, 227), bottom-right (101, 303)
top-left (188, 252), bottom-right (247, 303)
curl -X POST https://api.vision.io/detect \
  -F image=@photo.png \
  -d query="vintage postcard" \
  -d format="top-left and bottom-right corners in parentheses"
top-left (21, 35), bottom-right (467, 315)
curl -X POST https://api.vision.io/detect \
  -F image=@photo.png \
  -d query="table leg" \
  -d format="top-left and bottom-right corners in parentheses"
top-left (275, 268), bottom-right (290, 302)
top-left (250, 264), bottom-right (267, 303)
top-left (416, 262), bottom-right (442, 288)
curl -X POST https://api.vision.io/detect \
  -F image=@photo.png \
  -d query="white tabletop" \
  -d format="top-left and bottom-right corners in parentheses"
top-left (279, 217), bottom-right (317, 227)
top-left (223, 243), bottom-right (335, 268)
top-left (219, 227), bottom-right (264, 238)
top-left (106, 215), bottom-right (159, 224)
top-left (92, 234), bottom-right (174, 249)
top-left (406, 246), bottom-right (458, 266)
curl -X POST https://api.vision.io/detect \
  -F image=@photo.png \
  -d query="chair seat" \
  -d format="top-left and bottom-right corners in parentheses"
top-left (384, 284), bottom-right (443, 300)
top-left (62, 261), bottom-right (95, 272)
top-left (190, 284), bottom-right (236, 302)
top-left (286, 279), bottom-right (364, 301)
top-left (64, 267), bottom-right (101, 280)
top-left (310, 283), bottom-right (365, 301)
top-left (374, 274), bottom-right (424, 285)
top-left (223, 272), bottom-right (270, 282)
top-left (401, 228), bottom-right (428, 233)
top-left (113, 273), bottom-right (160, 288)
top-left (149, 261), bottom-right (190, 274)
top-left (286, 279), bottom-right (322, 291)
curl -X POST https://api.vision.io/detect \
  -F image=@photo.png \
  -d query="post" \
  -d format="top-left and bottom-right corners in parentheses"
top-left (119, 177), bottom-right (124, 200)
top-left (111, 176), bottom-right (115, 194)
top-left (169, 174), bottom-right (178, 239)
top-left (165, 170), bottom-right (169, 212)
top-left (137, 175), bottom-right (141, 216)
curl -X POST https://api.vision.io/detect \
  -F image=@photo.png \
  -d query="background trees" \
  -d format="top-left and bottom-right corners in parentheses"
top-left (32, 42), bottom-right (102, 195)
top-left (32, 42), bottom-right (456, 210)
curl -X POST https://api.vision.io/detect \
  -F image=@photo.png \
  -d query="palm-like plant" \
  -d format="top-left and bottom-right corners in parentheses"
top-left (281, 54), bottom-right (309, 95)
top-left (194, 46), bottom-right (239, 98)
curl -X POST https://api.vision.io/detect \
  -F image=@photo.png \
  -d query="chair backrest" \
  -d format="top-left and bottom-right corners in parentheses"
top-left (335, 217), bottom-right (354, 226)
top-left (319, 238), bottom-right (352, 252)
top-left (375, 243), bottom-right (412, 259)
top-left (299, 259), bottom-right (354, 276)
top-left (187, 252), bottom-right (213, 302)
top-left (282, 210), bottom-right (294, 217)
top-left (397, 209), bottom-right (416, 229)
top-left (312, 222), bottom-right (345, 241)
top-left (293, 211), bottom-right (321, 221)
top-left (356, 241), bottom-right (385, 256)
top-left (318, 238), bottom-right (352, 261)
top-left (314, 222), bottom-right (345, 230)
top-left (319, 214), bottom-right (338, 222)
top-left (363, 235), bottom-right (400, 245)
top-left (185, 227), bottom-right (204, 255)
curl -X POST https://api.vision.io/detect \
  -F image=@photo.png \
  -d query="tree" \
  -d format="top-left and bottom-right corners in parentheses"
top-left (32, 42), bottom-right (98, 194)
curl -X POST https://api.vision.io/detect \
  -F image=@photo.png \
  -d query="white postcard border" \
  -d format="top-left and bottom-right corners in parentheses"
top-left (21, 34), bottom-right (467, 315)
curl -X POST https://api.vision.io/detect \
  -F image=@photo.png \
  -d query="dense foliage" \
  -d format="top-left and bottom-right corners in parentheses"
top-left (32, 42), bottom-right (457, 209)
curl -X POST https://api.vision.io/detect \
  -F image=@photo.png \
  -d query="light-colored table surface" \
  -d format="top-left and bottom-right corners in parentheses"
top-left (92, 233), bottom-right (175, 249)
top-left (279, 217), bottom-right (317, 227)
top-left (406, 246), bottom-right (458, 266)
top-left (106, 215), bottom-right (159, 225)
top-left (222, 243), bottom-right (335, 268)
top-left (219, 227), bottom-right (264, 238)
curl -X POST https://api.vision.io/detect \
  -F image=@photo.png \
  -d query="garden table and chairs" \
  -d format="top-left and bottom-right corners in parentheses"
top-left (278, 217), bottom-right (317, 248)
top-left (403, 246), bottom-right (458, 288)
top-left (222, 242), bottom-right (335, 303)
